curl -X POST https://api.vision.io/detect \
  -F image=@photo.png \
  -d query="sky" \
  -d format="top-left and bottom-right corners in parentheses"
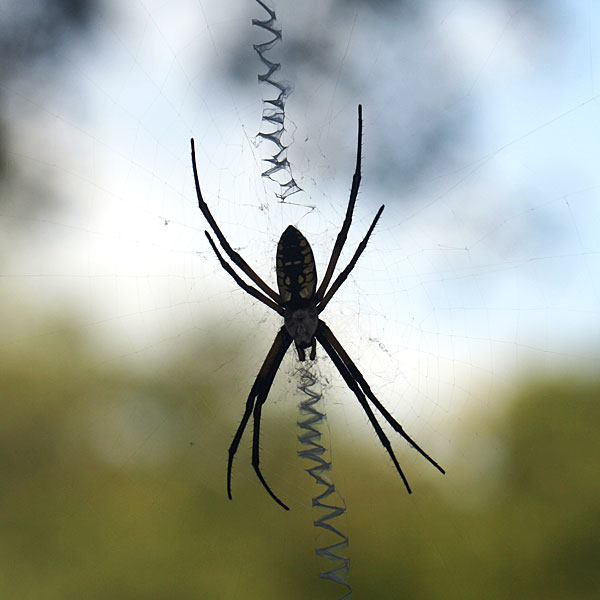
top-left (2, 0), bottom-right (599, 431)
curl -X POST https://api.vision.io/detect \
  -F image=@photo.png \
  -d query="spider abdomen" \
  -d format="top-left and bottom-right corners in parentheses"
top-left (276, 226), bottom-right (317, 305)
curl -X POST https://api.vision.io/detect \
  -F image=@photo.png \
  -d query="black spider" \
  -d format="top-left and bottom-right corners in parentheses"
top-left (190, 105), bottom-right (445, 510)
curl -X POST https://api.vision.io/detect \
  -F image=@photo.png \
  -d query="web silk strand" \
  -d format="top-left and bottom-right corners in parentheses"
top-left (253, 0), bottom-right (302, 200)
top-left (296, 362), bottom-right (352, 599)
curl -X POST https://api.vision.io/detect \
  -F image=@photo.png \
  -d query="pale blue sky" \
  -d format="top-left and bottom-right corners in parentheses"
top-left (3, 1), bottom-right (599, 431)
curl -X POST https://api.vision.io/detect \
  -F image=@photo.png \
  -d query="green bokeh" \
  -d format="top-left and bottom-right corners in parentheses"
top-left (1, 321), bottom-right (598, 599)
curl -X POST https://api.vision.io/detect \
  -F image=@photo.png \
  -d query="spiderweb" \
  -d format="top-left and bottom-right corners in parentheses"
top-left (1, 1), bottom-right (599, 599)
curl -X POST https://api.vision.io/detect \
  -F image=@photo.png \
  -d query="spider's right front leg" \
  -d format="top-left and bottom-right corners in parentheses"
top-left (227, 326), bottom-right (292, 509)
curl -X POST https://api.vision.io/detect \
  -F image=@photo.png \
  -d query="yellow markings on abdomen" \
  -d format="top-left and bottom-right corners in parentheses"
top-left (276, 225), bottom-right (318, 304)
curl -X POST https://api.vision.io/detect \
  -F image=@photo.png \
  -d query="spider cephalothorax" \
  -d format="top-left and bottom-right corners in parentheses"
top-left (191, 105), bottom-right (445, 510)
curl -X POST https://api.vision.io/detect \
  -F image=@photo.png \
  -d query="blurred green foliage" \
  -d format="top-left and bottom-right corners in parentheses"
top-left (1, 318), bottom-right (598, 599)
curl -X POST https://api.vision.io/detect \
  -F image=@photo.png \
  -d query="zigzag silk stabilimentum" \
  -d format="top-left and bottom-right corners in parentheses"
top-left (253, 0), bottom-right (301, 200)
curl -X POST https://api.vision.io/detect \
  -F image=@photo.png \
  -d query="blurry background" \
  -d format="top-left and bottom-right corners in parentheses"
top-left (1, 0), bottom-right (599, 598)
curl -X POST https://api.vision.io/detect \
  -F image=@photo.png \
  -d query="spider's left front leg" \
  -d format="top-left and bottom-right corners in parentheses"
top-left (318, 320), bottom-right (445, 477)
top-left (315, 320), bottom-right (413, 492)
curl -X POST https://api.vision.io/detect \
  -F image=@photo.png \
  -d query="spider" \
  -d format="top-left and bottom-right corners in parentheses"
top-left (190, 105), bottom-right (445, 510)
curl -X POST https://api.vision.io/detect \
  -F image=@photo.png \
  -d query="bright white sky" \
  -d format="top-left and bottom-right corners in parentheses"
top-left (3, 0), bottom-right (599, 438)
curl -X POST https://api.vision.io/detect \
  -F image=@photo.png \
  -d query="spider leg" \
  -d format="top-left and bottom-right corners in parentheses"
top-left (314, 104), bottom-right (364, 304)
top-left (317, 204), bottom-right (384, 314)
top-left (318, 320), bottom-right (445, 475)
top-left (205, 232), bottom-right (284, 315)
top-left (252, 392), bottom-right (290, 511)
top-left (191, 138), bottom-right (281, 304)
top-left (227, 326), bottom-right (292, 508)
top-left (315, 322), bottom-right (413, 493)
